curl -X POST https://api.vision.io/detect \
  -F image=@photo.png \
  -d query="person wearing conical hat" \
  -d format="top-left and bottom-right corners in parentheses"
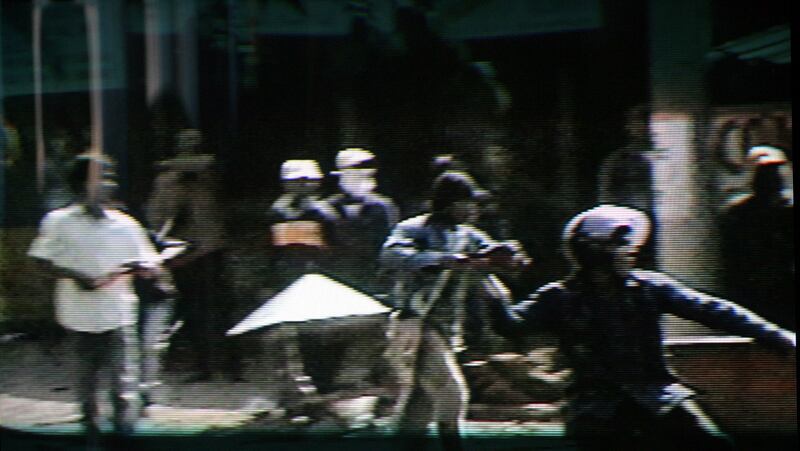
top-left (146, 129), bottom-right (241, 383)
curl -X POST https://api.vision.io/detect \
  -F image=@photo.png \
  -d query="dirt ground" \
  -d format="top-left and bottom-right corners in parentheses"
top-left (0, 335), bottom-right (565, 449)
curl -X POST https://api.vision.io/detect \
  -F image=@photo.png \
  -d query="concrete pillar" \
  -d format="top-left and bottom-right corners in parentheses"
top-left (649, 0), bottom-right (723, 337)
top-left (83, 0), bottom-right (128, 192)
top-left (648, 0), bottom-right (719, 292)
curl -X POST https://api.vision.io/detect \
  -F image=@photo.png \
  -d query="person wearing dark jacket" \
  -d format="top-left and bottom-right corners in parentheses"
top-left (146, 129), bottom-right (239, 383)
top-left (486, 204), bottom-right (795, 450)
top-left (720, 145), bottom-right (794, 330)
top-left (326, 148), bottom-right (399, 295)
top-left (265, 159), bottom-right (339, 283)
top-left (314, 149), bottom-right (400, 395)
top-left (260, 159), bottom-right (339, 415)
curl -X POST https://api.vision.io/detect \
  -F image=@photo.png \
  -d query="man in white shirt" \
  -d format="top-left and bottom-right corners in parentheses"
top-left (28, 154), bottom-right (160, 444)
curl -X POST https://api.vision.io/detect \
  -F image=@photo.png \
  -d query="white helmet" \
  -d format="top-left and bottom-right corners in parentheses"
top-left (281, 159), bottom-right (323, 180)
top-left (748, 145), bottom-right (788, 166)
top-left (563, 204), bottom-right (651, 264)
top-left (334, 148), bottom-right (376, 173)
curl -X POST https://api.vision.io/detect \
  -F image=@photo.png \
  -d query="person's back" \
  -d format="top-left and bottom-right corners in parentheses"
top-left (597, 105), bottom-right (656, 217)
top-left (597, 145), bottom-right (654, 215)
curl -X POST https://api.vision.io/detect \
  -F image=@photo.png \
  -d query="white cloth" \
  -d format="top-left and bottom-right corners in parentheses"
top-left (28, 205), bottom-right (159, 333)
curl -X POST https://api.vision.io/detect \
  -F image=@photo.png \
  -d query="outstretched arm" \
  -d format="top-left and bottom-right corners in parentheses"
top-left (380, 223), bottom-right (460, 271)
top-left (646, 271), bottom-right (796, 351)
top-left (484, 281), bottom-right (560, 339)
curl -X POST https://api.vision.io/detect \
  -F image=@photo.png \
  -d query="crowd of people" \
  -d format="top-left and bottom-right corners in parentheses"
top-left (25, 124), bottom-right (795, 450)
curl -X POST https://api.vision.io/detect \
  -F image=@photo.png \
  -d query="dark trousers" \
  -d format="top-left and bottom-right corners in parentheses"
top-left (566, 398), bottom-right (733, 451)
top-left (73, 326), bottom-right (140, 438)
top-left (172, 251), bottom-right (240, 377)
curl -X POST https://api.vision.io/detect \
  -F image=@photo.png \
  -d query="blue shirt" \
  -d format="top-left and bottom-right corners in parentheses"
top-left (381, 213), bottom-right (497, 330)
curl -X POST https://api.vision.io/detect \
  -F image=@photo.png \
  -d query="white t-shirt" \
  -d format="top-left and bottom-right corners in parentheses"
top-left (28, 205), bottom-right (159, 333)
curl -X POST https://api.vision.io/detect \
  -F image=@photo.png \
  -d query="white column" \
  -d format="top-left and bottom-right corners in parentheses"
top-left (648, 0), bottom-right (719, 292)
top-left (649, 0), bottom-right (722, 338)
top-left (144, 0), bottom-right (175, 106)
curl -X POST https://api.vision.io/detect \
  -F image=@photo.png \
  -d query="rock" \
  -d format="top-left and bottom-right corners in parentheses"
top-left (328, 395), bottom-right (378, 430)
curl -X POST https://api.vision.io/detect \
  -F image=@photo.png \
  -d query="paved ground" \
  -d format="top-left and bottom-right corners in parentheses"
top-left (3, 334), bottom-right (796, 451)
top-left (0, 336), bottom-right (567, 450)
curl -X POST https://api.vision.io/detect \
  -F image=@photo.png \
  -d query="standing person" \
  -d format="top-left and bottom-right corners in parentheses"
top-left (720, 146), bottom-right (794, 330)
top-left (597, 105), bottom-right (656, 214)
top-left (266, 159), bottom-right (339, 285)
top-left (28, 154), bottom-right (162, 447)
top-left (380, 171), bottom-right (527, 450)
top-left (146, 129), bottom-right (240, 382)
top-left (597, 104), bottom-right (658, 266)
top-left (485, 204), bottom-right (796, 450)
top-left (326, 148), bottom-right (399, 294)
top-left (262, 159), bottom-right (339, 413)
top-left (425, 151), bottom-right (534, 358)
top-left (133, 233), bottom-right (186, 408)
top-left (310, 149), bottom-right (400, 399)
